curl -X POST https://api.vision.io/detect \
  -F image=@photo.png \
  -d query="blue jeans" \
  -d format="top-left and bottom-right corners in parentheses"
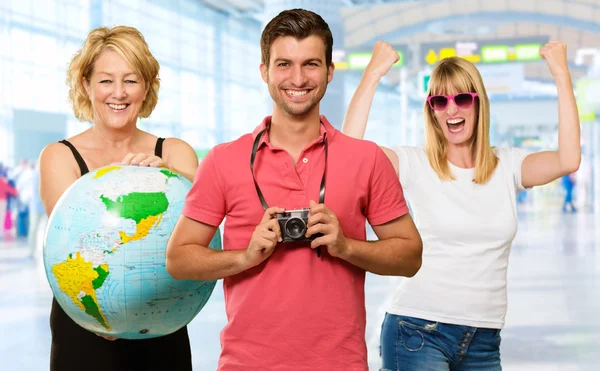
top-left (380, 313), bottom-right (502, 371)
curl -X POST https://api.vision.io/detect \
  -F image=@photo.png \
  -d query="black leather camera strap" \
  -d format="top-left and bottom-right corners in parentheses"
top-left (250, 126), bottom-right (328, 210)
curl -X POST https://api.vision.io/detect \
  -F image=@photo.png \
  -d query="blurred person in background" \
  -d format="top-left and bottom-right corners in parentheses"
top-left (561, 171), bottom-right (577, 213)
top-left (342, 40), bottom-right (580, 370)
top-left (3, 170), bottom-right (18, 239)
top-left (14, 160), bottom-right (34, 239)
top-left (0, 166), bottom-right (18, 240)
top-left (39, 25), bottom-right (198, 371)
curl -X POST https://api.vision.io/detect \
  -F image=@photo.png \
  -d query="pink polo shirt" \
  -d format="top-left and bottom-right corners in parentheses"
top-left (183, 116), bottom-right (408, 371)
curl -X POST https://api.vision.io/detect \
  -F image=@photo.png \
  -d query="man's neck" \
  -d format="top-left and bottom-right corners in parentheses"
top-left (268, 109), bottom-right (322, 153)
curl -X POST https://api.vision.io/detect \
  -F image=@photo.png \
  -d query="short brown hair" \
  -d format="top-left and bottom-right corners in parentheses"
top-left (260, 9), bottom-right (333, 67)
top-left (67, 26), bottom-right (160, 122)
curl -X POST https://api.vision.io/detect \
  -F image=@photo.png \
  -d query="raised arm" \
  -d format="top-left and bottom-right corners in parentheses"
top-left (521, 41), bottom-right (581, 188)
top-left (341, 41), bottom-right (401, 140)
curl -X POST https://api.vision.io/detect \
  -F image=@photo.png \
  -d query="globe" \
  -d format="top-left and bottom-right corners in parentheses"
top-left (43, 165), bottom-right (221, 339)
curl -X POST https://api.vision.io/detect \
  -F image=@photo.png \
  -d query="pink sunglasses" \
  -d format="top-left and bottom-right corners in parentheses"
top-left (427, 92), bottom-right (478, 111)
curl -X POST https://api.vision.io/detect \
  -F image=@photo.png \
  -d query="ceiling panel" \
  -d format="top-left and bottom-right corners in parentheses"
top-left (508, 0), bottom-right (537, 12)
top-left (544, 0), bottom-right (565, 14)
top-left (483, 0), bottom-right (509, 11)
top-left (424, 1), bottom-right (452, 18)
top-left (373, 14), bottom-right (402, 36)
top-left (567, 3), bottom-right (596, 22)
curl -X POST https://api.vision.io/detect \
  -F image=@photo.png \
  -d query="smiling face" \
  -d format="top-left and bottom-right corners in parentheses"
top-left (83, 49), bottom-right (148, 130)
top-left (260, 35), bottom-right (334, 119)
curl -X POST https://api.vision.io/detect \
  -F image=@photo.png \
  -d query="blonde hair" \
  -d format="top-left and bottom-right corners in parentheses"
top-left (67, 26), bottom-right (160, 122)
top-left (424, 57), bottom-right (498, 184)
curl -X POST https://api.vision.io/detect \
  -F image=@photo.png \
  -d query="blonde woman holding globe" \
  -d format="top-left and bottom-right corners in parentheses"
top-left (39, 26), bottom-right (198, 371)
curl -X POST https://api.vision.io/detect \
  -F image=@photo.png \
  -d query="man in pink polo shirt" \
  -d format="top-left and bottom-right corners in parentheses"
top-left (166, 8), bottom-right (423, 371)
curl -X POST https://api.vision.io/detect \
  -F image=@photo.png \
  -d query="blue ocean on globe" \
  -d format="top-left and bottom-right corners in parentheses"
top-left (43, 165), bottom-right (221, 339)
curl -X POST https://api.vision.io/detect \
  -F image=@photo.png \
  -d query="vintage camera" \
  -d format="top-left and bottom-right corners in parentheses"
top-left (276, 209), bottom-right (322, 243)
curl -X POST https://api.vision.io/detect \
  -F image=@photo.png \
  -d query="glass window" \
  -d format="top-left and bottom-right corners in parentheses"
top-left (10, 0), bottom-right (32, 16)
top-left (32, 33), bottom-right (58, 68)
top-left (0, 59), bottom-right (5, 104)
top-left (0, 110), bottom-right (15, 166)
top-left (32, 0), bottom-right (57, 24)
top-left (11, 28), bottom-right (32, 62)
top-left (11, 63), bottom-right (34, 110)
top-left (152, 90), bottom-right (180, 124)
top-left (181, 73), bottom-right (215, 129)
top-left (181, 128), bottom-right (216, 150)
top-left (34, 66), bottom-right (66, 113)
top-left (158, 65), bottom-right (180, 94)
top-left (66, 3), bottom-right (89, 34)
top-left (0, 28), bottom-right (10, 58)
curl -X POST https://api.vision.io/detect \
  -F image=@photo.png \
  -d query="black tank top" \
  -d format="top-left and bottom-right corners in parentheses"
top-left (59, 137), bottom-right (165, 175)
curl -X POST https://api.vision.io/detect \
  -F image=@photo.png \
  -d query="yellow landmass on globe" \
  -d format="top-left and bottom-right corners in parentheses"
top-left (94, 166), bottom-right (121, 178)
top-left (52, 252), bottom-right (111, 329)
top-left (119, 214), bottom-right (163, 244)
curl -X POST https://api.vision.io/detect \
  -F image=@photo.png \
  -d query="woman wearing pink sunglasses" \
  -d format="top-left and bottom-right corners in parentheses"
top-left (342, 40), bottom-right (580, 370)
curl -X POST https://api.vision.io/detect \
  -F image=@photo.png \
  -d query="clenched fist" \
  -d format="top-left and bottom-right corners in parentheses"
top-left (539, 41), bottom-right (569, 79)
top-left (365, 40), bottom-right (401, 79)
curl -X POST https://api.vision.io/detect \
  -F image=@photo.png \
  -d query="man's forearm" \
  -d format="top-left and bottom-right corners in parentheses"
top-left (167, 245), bottom-right (248, 281)
top-left (341, 237), bottom-right (422, 276)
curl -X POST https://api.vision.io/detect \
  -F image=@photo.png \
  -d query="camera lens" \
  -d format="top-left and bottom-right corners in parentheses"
top-left (284, 217), bottom-right (306, 240)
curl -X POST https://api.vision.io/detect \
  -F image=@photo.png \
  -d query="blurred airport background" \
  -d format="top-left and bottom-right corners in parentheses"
top-left (0, 0), bottom-right (599, 370)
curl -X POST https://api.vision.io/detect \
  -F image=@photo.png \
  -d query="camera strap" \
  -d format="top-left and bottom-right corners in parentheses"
top-left (250, 125), bottom-right (328, 210)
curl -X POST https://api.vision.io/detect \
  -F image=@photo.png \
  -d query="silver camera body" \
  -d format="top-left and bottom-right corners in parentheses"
top-left (276, 209), bottom-right (321, 243)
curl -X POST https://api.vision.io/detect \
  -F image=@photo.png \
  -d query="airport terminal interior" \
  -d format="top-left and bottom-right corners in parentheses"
top-left (0, 0), bottom-right (599, 370)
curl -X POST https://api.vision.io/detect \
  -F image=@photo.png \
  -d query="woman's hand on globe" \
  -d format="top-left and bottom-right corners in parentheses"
top-left (121, 153), bottom-right (165, 167)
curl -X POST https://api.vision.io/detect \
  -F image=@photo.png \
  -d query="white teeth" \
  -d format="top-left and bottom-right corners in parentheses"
top-left (447, 118), bottom-right (465, 125)
top-left (286, 90), bottom-right (308, 96)
top-left (108, 104), bottom-right (127, 110)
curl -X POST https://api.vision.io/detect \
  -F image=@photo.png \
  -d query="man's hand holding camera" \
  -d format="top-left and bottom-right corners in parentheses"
top-left (306, 200), bottom-right (349, 258)
top-left (244, 206), bottom-right (284, 269)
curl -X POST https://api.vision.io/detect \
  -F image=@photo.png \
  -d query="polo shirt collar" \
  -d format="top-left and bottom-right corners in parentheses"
top-left (252, 115), bottom-right (337, 149)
